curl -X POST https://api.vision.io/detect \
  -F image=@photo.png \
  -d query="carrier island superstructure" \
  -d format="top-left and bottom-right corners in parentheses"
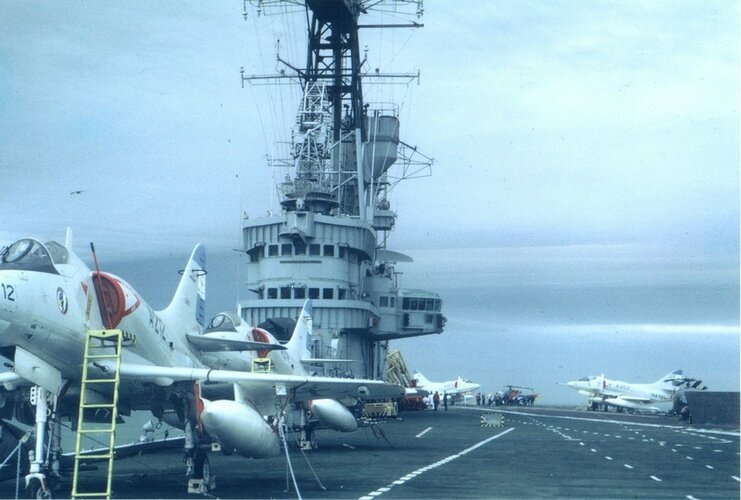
top-left (238, 0), bottom-right (444, 381)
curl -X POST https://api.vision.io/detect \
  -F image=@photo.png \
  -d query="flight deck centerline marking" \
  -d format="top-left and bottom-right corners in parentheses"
top-left (650, 475), bottom-right (662, 482)
top-left (461, 408), bottom-right (741, 437)
top-left (732, 475), bottom-right (740, 482)
top-left (358, 427), bottom-right (515, 500)
top-left (416, 426), bottom-right (432, 438)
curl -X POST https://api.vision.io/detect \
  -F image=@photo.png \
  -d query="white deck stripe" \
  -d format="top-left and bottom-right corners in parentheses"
top-left (650, 475), bottom-right (662, 482)
top-left (416, 426), bottom-right (433, 438)
top-left (358, 427), bottom-right (515, 499)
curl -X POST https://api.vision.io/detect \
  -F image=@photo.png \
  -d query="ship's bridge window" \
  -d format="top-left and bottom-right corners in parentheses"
top-left (338, 288), bottom-right (347, 300)
top-left (309, 244), bottom-right (320, 256)
top-left (309, 288), bottom-right (320, 299)
top-left (281, 244), bottom-right (293, 256)
top-left (204, 313), bottom-right (238, 333)
top-left (249, 245), bottom-right (264, 262)
top-left (268, 245), bottom-right (279, 257)
top-left (323, 288), bottom-right (334, 299)
top-left (294, 287), bottom-right (306, 299)
top-left (0, 239), bottom-right (59, 274)
top-left (280, 286), bottom-right (291, 299)
top-left (380, 296), bottom-right (389, 307)
top-left (294, 241), bottom-right (306, 255)
top-left (267, 288), bottom-right (278, 299)
top-left (323, 245), bottom-right (335, 257)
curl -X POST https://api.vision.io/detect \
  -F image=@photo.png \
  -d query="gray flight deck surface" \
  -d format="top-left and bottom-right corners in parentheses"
top-left (3, 407), bottom-right (739, 499)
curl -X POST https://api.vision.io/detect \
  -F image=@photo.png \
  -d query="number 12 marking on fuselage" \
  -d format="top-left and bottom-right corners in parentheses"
top-left (1, 284), bottom-right (15, 301)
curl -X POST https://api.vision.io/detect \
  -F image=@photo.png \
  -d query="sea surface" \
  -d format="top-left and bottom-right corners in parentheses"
top-left (107, 244), bottom-right (740, 407)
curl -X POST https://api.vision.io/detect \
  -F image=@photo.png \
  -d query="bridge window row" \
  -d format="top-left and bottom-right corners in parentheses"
top-left (402, 297), bottom-right (442, 312)
top-left (379, 296), bottom-right (396, 308)
top-left (261, 286), bottom-right (354, 301)
top-left (251, 243), bottom-right (340, 262)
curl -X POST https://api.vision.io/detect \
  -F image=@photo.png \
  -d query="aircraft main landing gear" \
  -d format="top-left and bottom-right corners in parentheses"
top-left (25, 386), bottom-right (58, 499)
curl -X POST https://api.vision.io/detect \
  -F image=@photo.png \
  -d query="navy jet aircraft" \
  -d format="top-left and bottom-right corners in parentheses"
top-left (191, 300), bottom-right (362, 447)
top-left (0, 233), bottom-right (402, 497)
top-left (564, 370), bottom-right (688, 412)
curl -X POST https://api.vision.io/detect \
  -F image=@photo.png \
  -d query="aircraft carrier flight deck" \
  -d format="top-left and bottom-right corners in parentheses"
top-left (2, 406), bottom-right (737, 499)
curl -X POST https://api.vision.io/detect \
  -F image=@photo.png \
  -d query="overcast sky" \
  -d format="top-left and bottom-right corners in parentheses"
top-left (1, 1), bottom-right (737, 262)
top-left (1, 1), bottom-right (738, 400)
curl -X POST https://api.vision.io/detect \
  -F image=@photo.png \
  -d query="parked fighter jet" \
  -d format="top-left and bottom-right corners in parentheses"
top-left (412, 372), bottom-right (481, 405)
top-left (190, 300), bottom-right (361, 442)
top-left (564, 370), bottom-right (688, 412)
top-left (0, 233), bottom-right (402, 497)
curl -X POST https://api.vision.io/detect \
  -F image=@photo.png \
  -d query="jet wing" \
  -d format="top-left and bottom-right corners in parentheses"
top-left (186, 333), bottom-right (286, 352)
top-left (110, 362), bottom-right (404, 401)
top-left (301, 358), bottom-right (354, 364)
top-left (597, 389), bottom-right (623, 398)
top-left (615, 395), bottom-right (653, 404)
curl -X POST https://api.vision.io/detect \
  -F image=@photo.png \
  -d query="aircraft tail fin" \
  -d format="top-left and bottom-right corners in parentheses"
top-left (655, 369), bottom-right (684, 388)
top-left (285, 299), bottom-right (313, 372)
top-left (161, 244), bottom-right (207, 329)
top-left (414, 372), bottom-right (431, 387)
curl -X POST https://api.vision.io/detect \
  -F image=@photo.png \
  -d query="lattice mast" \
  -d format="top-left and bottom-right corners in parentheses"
top-left (243, 0), bottom-right (428, 223)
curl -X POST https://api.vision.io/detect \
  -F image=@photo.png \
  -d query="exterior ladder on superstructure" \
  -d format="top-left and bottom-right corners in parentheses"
top-left (71, 329), bottom-right (132, 499)
top-left (385, 349), bottom-right (413, 388)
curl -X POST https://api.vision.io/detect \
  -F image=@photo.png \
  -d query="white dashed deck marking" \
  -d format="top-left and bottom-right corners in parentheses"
top-left (359, 427), bottom-right (515, 499)
top-left (416, 427), bottom-right (433, 438)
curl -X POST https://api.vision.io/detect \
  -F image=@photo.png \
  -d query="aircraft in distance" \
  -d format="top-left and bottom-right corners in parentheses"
top-left (413, 372), bottom-right (481, 405)
top-left (0, 233), bottom-right (402, 497)
top-left (192, 300), bottom-right (362, 442)
top-left (564, 370), bottom-right (690, 412)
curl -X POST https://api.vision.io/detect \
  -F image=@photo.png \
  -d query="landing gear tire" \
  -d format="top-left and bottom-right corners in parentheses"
top-left (25, 478), bottom-right (51, 499)
top-left (194, 452), bottom-right (210, 483)
top-left (193, 452), bottom-right (209, 482)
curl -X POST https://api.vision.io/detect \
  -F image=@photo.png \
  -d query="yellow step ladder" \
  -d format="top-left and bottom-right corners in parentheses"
top-left (71, 329), bottom-right (132, 499)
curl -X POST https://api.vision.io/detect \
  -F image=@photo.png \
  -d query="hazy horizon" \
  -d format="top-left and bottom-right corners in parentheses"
top-left (100, 243), bottom-right (739, 406)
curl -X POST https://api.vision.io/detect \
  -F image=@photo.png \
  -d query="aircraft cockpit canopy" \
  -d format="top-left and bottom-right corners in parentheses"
top-left (0, 239), bottom-right (67, 274)
top-left (204, 312), bottom-right (241, 334)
